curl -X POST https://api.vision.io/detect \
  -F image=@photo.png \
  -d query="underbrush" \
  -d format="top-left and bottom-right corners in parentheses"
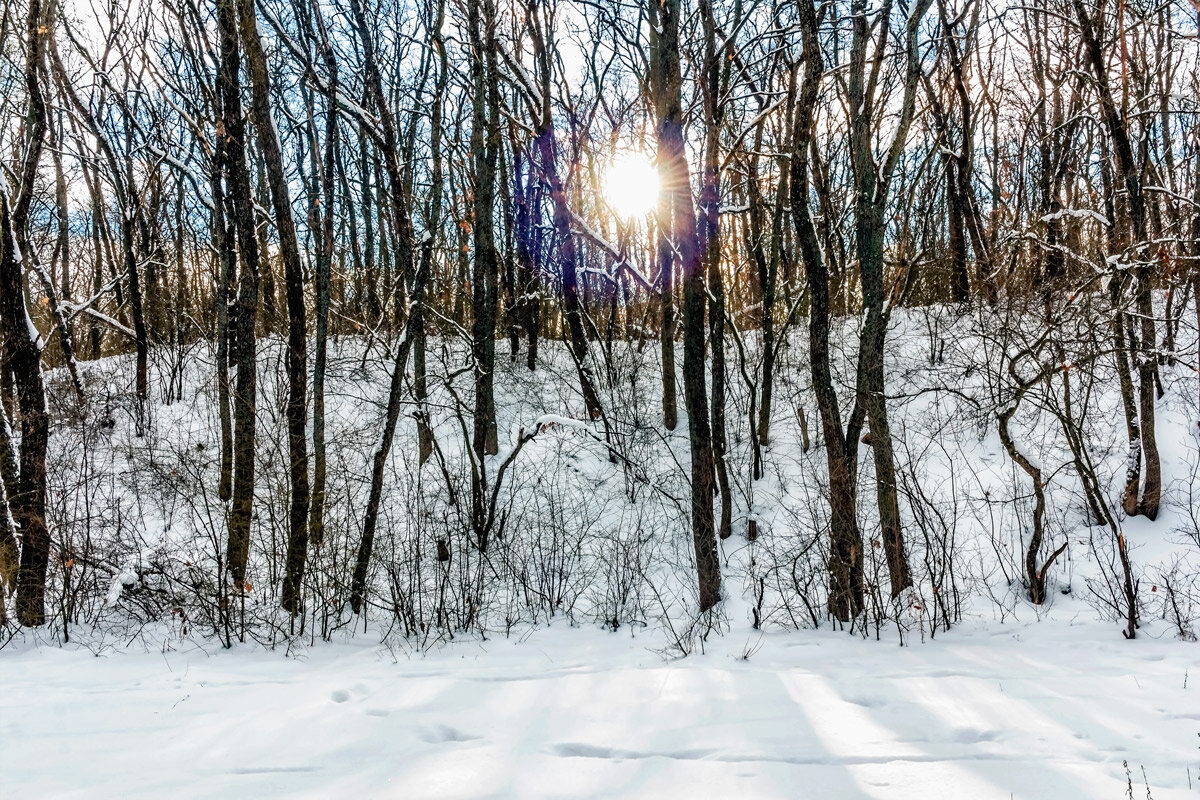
top-left (5, 303), bottom-right (1198, 654)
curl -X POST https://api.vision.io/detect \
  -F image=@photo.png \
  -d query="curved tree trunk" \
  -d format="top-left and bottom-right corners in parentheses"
top-left (347, 0), bottom-right (431, 607)
top-left (844, 0), bottom-right (927, 599)
top-left (525, 4), bottom-right (604, 422)
top-left (48, 24), bottom-right (148, 433)
top-left (789, 0), bottom-right (864, 621)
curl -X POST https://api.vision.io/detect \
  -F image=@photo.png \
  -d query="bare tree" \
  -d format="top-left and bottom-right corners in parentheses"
top-left (651, 0), bottom-right (720, 611)
top-left (0, 0), bottom-right (51, 626)
top-left (234, 0), bottom-right (311, 613)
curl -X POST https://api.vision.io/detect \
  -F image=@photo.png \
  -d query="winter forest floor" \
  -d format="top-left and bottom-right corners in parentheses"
top-left (3, 619), bottom-right (1197, 798)
top-left (3, 305), bottom-right (1200, 797)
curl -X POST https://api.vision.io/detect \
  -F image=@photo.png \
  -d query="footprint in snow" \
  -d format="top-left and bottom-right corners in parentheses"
top-left (553, 743), bottom-right (617, 759)
top-left (843, 693), bottom-right (888, 709)
top-left (330, 689), bottom-right (351, 703)
top-left (951, 727), bottom-right (999, 744)
top-left (418, 724), bottom-right (480, 744)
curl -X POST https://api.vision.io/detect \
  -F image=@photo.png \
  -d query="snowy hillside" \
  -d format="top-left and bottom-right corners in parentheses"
top-left (3, 303), bottom-right (1200, 797)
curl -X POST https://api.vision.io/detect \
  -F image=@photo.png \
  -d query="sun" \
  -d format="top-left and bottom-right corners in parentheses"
top-left (604, 152), bottom-right (659, 219)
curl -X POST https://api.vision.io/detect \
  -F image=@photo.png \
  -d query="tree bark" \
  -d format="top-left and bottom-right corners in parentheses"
top-left (235, 0), bottom-right (311, 613)
top-left (346, 0), bottom-right (430, 607)
top-left (790, 0), bottom-right (864, 622)
top-left (654, 0), bottom-right (720, 611)
top-left (846, 0), bottom-right (926, 598)
top-left (699, 0), bottom-right (731, 541)
top-left (650, 0), bottom-right (678, 433)
top-left (3, 0), bottom-right (51, 627)
top-left (468, 0), bottom-right (502, 549)
top-left (526, 2), bottom-right (604, 421)
top-left (215, 0), bottom-right (261, 594)
top-left (308, 1), bottom-right (339, 549)
top-left (415, 0), bottom-right (449, 467)
top-left (1073, 0), bottom-right (1160, 519)
top-left (0, 403), bottom-right (19, 625)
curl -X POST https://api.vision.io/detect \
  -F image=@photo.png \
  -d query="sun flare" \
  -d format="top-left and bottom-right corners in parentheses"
top-left (604, 153), bottom-right (659, 219)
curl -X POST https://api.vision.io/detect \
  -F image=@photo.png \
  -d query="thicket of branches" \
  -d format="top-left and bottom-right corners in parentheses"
top-left (0, 0), bottom-right (1197, 647)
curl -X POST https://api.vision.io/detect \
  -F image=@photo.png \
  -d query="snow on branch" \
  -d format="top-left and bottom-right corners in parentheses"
top-left (1040, 208), bottom-right (1111, 227)
top-left (566, 208), bottom-right (656, 292)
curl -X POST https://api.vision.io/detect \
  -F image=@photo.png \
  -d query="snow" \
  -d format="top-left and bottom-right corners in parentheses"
top-left (62, 303), bottom-right (137, 340)
top-left (103, 538), bottom-right (161, 608)
top-left (1, 621), bottom-right (1195, 798)
top-left (103, 565), bottom-right (139, 607)
top-left (532, 413), bottom-right (596, 432)
top-left (1039, 208), bottom-right (1112, 227)
top-left (3, 304), bottom-right (1199, 798)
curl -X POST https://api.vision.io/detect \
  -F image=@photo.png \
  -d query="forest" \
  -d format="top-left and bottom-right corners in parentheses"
top-left (4, 0), bottom-right (1200, 794)
top-left (0, 0), bottom-right (1197, 653)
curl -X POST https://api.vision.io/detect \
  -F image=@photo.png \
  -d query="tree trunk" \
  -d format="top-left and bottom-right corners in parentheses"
top-left (0, 196), bottom-right (50, 628)
top-left (307, 3), bottom-right (339, 549)
top-left (467, 0), bottom-right (501, 549)
top-left (789, 0), bottom-right (864, 621)
top-left (349, 267), bottom-right (428, 613)
top-left (845, 0), bottom-right (926, 598)
top-left (215, 0), bottom-right (261, 595)
top-left (0, 402), bottom-right (18, 624)
top-left (1073, 0), bottom-right (1160, 519)
top-left (526, 4), bottom-right (604, 421)
top-left (650, 0), bottom-right (678, 433)
top-left (346, 0), bottom-right (429, 606)
top-left (855, 207), bottom-right (912, 597)
top-left (212, 95), bottom-right (234, 506)
top-left (415, 0), bottom-right (449, 467)
top-left (3, 0), bottom-right (51, 627)
top-left (235, 0), bottom-right (311, 614)
top-left (699, 0), bottom-right (731, 541)
top-left (654, 0), bottom-right (720, 611)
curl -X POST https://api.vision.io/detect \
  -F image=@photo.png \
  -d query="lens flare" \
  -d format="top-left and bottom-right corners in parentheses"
top-left (604, 153), bottom-right (659, 219)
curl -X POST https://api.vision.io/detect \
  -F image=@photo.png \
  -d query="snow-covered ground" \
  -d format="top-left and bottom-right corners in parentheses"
top-left (2, 619), bottom-right (1196, 798)
top-left (5, 305), bottom-right (1200, 797)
